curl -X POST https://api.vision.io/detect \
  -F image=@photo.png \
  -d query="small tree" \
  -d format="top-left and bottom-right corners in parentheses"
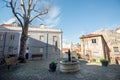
top-left (3, 0), bottom-right (52, 58)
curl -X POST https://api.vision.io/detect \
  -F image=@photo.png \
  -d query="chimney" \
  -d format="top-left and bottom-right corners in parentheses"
top-left (40, 24), bottom-right (45, 28)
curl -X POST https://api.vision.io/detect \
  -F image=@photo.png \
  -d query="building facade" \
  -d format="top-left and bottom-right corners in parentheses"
top-left (80, 29), bottom-right (120, 64)
top-left (96, 29), bottom-right (120, 64)
top-left (115, 27), bottom-right (120, 33)
top-left (80, 34), bottom-right (110, 62)
top-left (0, 31), bottom-right (21, 59)
top-left (0, 24), bottom-right (62, 60)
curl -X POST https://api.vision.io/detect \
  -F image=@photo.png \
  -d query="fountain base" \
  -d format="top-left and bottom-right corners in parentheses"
top-left (60, 60), bottom-right (80, 73)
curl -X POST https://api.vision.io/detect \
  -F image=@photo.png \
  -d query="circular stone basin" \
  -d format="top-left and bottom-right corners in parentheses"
top-left (60, 60), bottom-right (80, 73)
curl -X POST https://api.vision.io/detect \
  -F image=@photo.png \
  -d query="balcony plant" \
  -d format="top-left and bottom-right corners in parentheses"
top-left (100, 59), bottom-right (108, 66)
top-left (49, 61), bottom-right (57, 72)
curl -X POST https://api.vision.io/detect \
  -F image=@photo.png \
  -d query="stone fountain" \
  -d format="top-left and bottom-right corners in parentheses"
top-left (60, 49), bottom-right (80, 73)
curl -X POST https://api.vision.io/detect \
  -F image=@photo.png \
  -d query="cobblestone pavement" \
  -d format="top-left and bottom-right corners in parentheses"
top-left (0, 54), bottom-right (120, 80)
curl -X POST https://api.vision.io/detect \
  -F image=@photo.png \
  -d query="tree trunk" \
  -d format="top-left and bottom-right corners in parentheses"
top-left (19, 24), bottom-right (28, 58)
top-left (19, 36), bottom-right (27, 57)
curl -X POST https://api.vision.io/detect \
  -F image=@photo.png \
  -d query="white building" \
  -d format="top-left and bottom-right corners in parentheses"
top-left (0, 23), bottom-right (62, 60)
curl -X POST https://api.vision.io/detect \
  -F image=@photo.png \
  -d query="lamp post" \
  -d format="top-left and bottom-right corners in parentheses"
top-left (46, 32), bottom-right (48, 58)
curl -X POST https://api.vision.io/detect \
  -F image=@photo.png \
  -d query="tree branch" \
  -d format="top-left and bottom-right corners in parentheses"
top-left (14, 0), bottom-right (17, 8)
top-left (10, 0), bottom-right (23, 28)
top-left (29, 9), bottom-right (48, 22)
top-left (27, 0), bottom-right (33, 18)
top-left (3, 0), bottom-right (11, 7)
top-left (21, 0), bottom-right (26, 17)
top-left (37, 16), bottom-right (44, 21)
top-left (16, 12), bottom-right (24, 18)
top-left (31, 0), bottom-right (38, 10)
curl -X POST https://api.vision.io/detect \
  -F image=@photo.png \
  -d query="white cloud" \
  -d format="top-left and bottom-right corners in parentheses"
top-left (48, 6), bottom-right (60, 18)
top-left (4, 18), bottom-right (16, 24)
top-left (43, 6), bottom-right (61, 27)
top-left (63, 42), bottom-right (71, 48)
top-left (92, 24), bottom-right (120, 34)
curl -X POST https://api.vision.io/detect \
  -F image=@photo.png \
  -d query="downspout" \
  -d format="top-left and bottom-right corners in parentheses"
top-left (18, 33), bottom-right (21, 57)
top-left (46, 33), bottom-right (48, 58)
top-left (101, 36), bottom-right (106, 59)
top-left (3, 32), bottom-right (7, 59)
top-left (101, 35), bottom-right (110, 61)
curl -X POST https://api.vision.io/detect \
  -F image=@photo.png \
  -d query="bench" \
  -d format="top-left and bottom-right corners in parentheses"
top-left (5, 57), bottom-right (19, 70)
top-left (31, 54), bottom-right (43, 59)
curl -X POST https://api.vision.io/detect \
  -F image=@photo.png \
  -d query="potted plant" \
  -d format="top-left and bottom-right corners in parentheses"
top-left (49, 61), bottom-right (57, 72)
top-left (17, 56), bottom-right (26, 63)
top-left (100, 59), bottom-right (108, 66)
top-left (77, 53), bottom-right (81, 59)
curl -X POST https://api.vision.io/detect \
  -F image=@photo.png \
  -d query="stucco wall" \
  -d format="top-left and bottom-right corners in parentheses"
top-left (0, 26), bottom-right (62, 59)
top-left (80, 36), bottom-right (105, 60)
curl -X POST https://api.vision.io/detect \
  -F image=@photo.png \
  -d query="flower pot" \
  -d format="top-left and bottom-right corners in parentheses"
top-left (49, 64), bottom-right (57, 72)
top-left (101, 61), bottom-right (108, 66)
top-left (100, 59), bottom-right (109, 66)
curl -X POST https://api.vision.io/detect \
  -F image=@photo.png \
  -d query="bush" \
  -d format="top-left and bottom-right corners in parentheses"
top-left (100, 59), bottom-right (108, 66)
top-left (72, 56), bottom-right (75, 59)
top-left (0, 59), bottom-right (5, 65)
top-left (77, 53), bottom-right (81, 59)
top-left (100, 59), bottom-right (108, 63)
top-left (90, 59), bottom-right (96, 62)
top-left (49, 61), bottom-right (57, 72)
top-left (18, 56), bottom-right (26, 63)
top-left (50, 61), bottom-right (57, 65)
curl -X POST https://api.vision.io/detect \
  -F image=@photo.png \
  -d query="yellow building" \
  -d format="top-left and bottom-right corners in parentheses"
top-left (80, 29), bottom-right (120, 64)
top-left (80, 34), bottom-right (110, 62)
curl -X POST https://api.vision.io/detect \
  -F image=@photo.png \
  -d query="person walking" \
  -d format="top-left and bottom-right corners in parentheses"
top-left (25, 47), bottom-right (29, 60)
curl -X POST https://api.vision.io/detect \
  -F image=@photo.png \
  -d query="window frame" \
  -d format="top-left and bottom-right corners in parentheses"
top-left (92, 39), bottom-right (96, 43)
top-left (39, 35), bottom-right (44, 41)
top-left (113, 47), bottom-right (119, 53)
top-left (10, 34), bottom-right (15, 40)
top-left (40, 47), bottom-right (44, 53)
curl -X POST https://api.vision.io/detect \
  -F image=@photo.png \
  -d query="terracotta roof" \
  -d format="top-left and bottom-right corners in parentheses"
top-left (73, 49), bottom-right (81, 52)
top-left (115, 27), bottom-right (120, 31)
top-left (0, 24), bottom-right (44, 28)
top-left (30, 26), bottom-right (39, 28)
top-left (80, 34), bottom-right (102, 39)
top-left (0, 24), bottom-right (12, 26)
top-left (62, 48), bottom-right (69, 51)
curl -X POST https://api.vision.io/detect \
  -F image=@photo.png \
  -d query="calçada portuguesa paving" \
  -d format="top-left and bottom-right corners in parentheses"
top-left (0, 54), bottom-right (120, 80)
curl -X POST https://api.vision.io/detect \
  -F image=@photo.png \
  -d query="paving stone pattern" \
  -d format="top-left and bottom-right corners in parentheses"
top-left (0, 53), bottom-right (120, 80)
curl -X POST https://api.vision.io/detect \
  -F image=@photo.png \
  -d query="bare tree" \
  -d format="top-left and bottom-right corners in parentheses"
top-left (3, 0), bottom-right (52, 59)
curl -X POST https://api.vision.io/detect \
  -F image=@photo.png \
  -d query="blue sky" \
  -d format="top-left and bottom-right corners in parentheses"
top-left (0, 0), bottom-right (120, 43)
top-left (55, 0), bottom-right (120, 43)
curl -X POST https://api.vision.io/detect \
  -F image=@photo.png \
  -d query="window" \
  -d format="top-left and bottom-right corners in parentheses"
top-left (0, 34), bottom-right (4, 40)
top-left (39, 35), bottom-right (44, 41)
top-left (53, 36), bottom-right (57, 42)
top-left (113, 47), bottom-right (119, 52)
top-left (10, 35), bottom-right (15, 40)
top-left (8, 46), bottom-right (14, 53)
top-left (40, 47), bottom-right (44, 53)
top-left (92, 39), bottom-right (96, 43)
